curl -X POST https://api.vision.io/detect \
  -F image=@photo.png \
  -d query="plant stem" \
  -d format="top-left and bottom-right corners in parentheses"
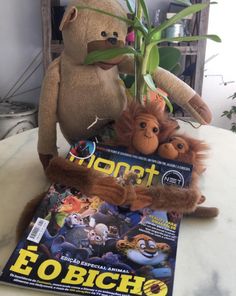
top-left (142, 44), bottom-right (153, 75)
top-left (135, 0), bottom-right (144, 104)
top-left (138, 43), bottom-right (154, 103)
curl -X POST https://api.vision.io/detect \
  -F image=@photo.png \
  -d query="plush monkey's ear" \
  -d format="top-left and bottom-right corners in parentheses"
top-left (59, 6), bottom-right (78, 31)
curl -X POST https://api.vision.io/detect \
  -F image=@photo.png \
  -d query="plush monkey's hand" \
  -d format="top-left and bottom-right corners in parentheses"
top-left (186, 94), bottom-right (212, 124)
top-left (39, 153), bottom-right (54, 170)
top-left (152, 67), bottom-right (212, 124)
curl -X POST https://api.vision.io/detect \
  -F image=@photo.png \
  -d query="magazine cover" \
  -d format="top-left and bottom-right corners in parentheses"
top-left (0, 141), bottom-right (193, 296)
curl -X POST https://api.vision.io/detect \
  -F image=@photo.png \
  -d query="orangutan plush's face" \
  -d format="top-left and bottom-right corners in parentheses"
top-left (158, 136), bottom-right (190, 159)
top-left (132, 114), bottom-right (160, 155)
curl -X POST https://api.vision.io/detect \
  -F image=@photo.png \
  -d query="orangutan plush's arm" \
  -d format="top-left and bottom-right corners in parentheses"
top-left (46, 157), bottom-right (127, 205)
top-left (47, 157), bottom-right (205, 214)
top-left (38, 58), bottom-right (61, 169)
top-left (185, 206), bottom-right (219, 218)
top-left (131, 185), bottom-right (201, 213)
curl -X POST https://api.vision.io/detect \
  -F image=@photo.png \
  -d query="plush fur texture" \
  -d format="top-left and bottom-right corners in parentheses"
top-left (115, 102), bottom-right (179, 151)
top-left (18, 102), bottom-right (207, 240)
top-left (38, 0), bottom-right (212, 169)
top-left (45, 156), bottom-right (200, 213)
top-left (46, 157), bottom-right (127, 205)
top-left (158, 135), bottom-right (219, 218)
top-left (132, 185), bottom-right (200, 213)
top-left (46, 103), bottom-right (203, 214)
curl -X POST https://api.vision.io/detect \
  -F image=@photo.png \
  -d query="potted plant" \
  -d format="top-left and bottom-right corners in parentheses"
top-left (221, 92), bottom-right (236, 132)
top-left (78, 0), bottom-right (221, 112)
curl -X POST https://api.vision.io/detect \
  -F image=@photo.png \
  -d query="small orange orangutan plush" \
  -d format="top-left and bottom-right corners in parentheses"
top-left (158, 135), bottom-right (219, 217)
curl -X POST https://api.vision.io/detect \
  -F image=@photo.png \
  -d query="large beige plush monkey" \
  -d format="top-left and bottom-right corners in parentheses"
top-left (38, 0), bottom-right (212, 169)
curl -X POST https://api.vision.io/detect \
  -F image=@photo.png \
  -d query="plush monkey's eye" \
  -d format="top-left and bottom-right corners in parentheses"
top-left (177, 143), bottom-right (184, 150)
top-left (113, 32), bottom-right (119, 37)
top-left (101, 31), bottom-right (107, 37)
top-left (153, 127), bottom-right (159, 134)
top-left (140, 122), bottom-right (146, 128)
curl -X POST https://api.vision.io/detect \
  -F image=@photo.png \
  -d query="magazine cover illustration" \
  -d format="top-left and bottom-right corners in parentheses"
top-left (0, 141), bottom-right (193, 296)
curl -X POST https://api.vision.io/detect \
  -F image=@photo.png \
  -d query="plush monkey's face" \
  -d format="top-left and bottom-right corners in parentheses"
top-left (87, 32), bottom-right (126, 70)
top-left (132, 114), bottom-right (160, 155)
top-left (158, 136), bottom-right (190, 160)
top-left (60, 0), bottom-right (128, 67)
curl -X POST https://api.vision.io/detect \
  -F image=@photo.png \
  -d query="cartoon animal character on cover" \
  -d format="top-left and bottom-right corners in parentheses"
top-left (158, 135), bottom-right (219, 218)
top-left (38, 0), bottom-right (212, 170)
top-left (117, 234), bottom-right (172, 278)
top-left (44, 194), bottom-right (86, 234)
top-left (40, 213), bottom-right (86, 247)
top-left (37, 213), bottom-right (90, 261)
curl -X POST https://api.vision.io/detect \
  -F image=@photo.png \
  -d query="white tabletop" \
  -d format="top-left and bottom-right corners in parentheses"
top-left (0, 122), bottom-right (235, 296)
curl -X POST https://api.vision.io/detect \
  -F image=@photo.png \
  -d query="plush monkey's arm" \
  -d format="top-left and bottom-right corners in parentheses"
top-left (38, 58), bottom-right (61, 169)
top-left (152, 68), bottom-right (212, 124)
top-left (118, 55), bottom-right (212, 124)
top-left (118, 54), bottom-right (134, 75)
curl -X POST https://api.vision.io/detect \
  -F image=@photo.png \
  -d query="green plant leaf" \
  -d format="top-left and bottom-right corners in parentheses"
top-left (227, 92), bottom-right (236, 100)
top-left (150, 3), bottom-right (209, 37)
top-left (139, 0), bottom-right (151, 28)
top-left (227, 113), bottom-right (232, 119)
top-left (76, 5), bottom-right (133, 25)
top-left (152, 34), bottom-right (222, 45)
top-left (124, 0), bottom-right (134, 13)
top-left (231, 123), bottom-right (236, 133)
top-left (170, 63), bottom-right (182, 75)
top-left (84, 47), bottom-right (138, 65)
top-left (163, 96), bottom-right (174, 113)
top-left (232, 106), bottom-right (236, 113)
top-left (143, 74), bottom-right (157, 92)
top-left (159, 47), bottom-right (181, 72)
top-left (147, 46), bottom-right (160, 74)
top-left (133, 17), bottom-right (149, 37)
top-left (174, 0), bottom-right (192, 6)
top-left (143, 74), bottom-right (173, 113)
top-left (221, 111), bottom-right (229, 117)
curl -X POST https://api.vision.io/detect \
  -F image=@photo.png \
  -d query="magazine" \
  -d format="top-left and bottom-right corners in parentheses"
top-left (0, 140), bottom-right (193, 296)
